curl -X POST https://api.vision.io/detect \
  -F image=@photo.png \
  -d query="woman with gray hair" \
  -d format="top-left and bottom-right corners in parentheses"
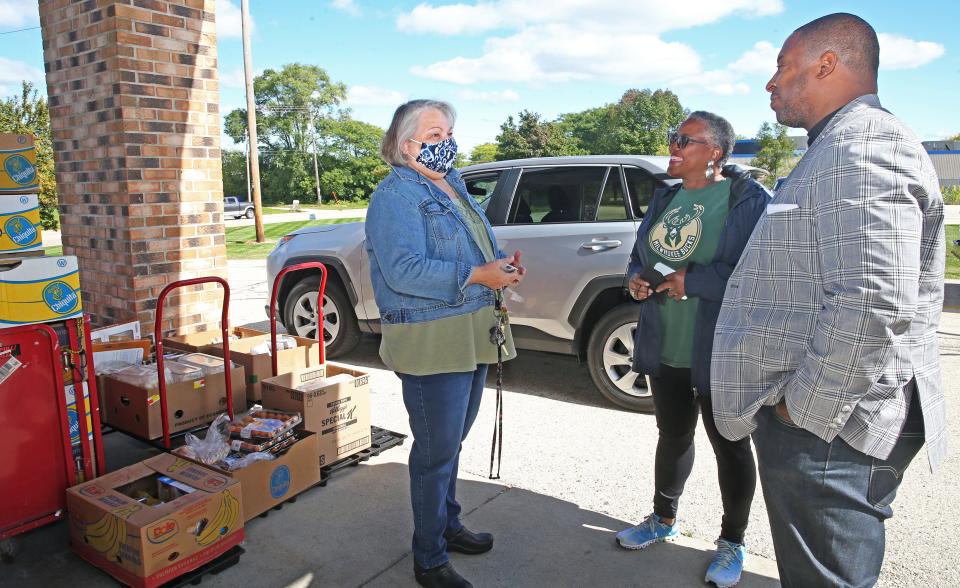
top-left (617, 112), bottom-right (770, 588)
top-left (365, 99), bottom-right (525, 588)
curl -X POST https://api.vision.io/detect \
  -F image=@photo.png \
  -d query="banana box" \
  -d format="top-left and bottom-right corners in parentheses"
top-left (0, 133), bottom-right (39, 193)
top-left (67, 454), bottom-right (244, 588)
top-left (179, 430), bottom-right (320, 521)
top-left (0, 193), bottom-right (42, 254)
top-left (0, 255), bottom-right (83, 328)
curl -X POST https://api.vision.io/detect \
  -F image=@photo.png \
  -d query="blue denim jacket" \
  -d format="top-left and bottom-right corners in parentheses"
top-left (365, 165), bottom-right (506, 325)
top-left (628, 165), bottom-right (771, 394)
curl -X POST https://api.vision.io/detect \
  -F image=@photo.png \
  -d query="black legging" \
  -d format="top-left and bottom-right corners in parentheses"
top-left (650, 363), bottom-right (757, 545)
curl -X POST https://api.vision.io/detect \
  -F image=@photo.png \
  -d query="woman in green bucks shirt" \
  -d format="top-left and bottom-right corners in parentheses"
top-left (365, 100), bottom-right (525, 588)
top-left (616, 112), bottom-right (771, 588)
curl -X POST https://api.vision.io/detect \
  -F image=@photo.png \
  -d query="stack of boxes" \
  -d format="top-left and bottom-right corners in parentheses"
top-left (0, 132), bottom-right (92, 477)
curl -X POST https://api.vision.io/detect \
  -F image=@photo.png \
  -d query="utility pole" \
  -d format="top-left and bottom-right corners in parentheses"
top-left (310, 111), bottom-right (322, 205)
top-left (241, 0), bottom-right (265, 242)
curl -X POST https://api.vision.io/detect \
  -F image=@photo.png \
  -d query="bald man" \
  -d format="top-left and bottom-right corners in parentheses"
top-left (711, 13), bottom-right (946, 588)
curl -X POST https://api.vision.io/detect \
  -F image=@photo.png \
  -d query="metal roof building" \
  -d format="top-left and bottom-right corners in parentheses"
top-left (729, 138), bottom-right (960, 188)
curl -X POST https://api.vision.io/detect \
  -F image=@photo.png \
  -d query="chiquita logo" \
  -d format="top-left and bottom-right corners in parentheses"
top-left (4, 215), bottom-right (37, 246)
top-left (4, 155), bottom-right (36, 185)
top-left (147, 519), bottom-right (179, 544)
top-left (42, 280), bottom-right (79, 315)
top-left (270, 465), bottom-right (291, 499)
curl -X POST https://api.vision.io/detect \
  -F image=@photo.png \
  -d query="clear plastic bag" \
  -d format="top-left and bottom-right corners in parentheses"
top-left (219, 451), bottom-right (275, 471)
top-left (180, 413), bottom-right (231, 465)
top-left (248, 335), bottom-right (297, 356)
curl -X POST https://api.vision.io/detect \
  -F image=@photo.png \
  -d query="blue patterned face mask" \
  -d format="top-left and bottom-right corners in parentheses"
top-left (410, 137), bottom-right (457, 174)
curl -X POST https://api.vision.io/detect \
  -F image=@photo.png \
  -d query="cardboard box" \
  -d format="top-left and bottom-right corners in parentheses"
top-left (0, 133), bottom-right (39, 193)
top-left (261, 363), bottom-right (371, 466)
top-left (100, 365), bottom-right (246, 440)
top-left (180, 430), bottom-right (321, 521)
top-left (0, 193), bottom-right (41, 254)
top-left (0, 255), bottom-right (83, 328)
top-left (67, 454), bottom-right (244, 588)
top-left (208, 332), bottom-right (322, 403)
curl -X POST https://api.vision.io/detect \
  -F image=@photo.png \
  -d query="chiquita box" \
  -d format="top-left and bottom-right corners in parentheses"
top-left (0, 193), bottom-right (42, 254)
top-left (0, 133), bottom-right (39, 193)
top-left (0, 255), bottom-right (83, 327)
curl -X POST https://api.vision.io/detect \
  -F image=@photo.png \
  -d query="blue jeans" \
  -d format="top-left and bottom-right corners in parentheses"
top-left (752, 389), bottom-right (925, 588)
top-left (398, 366), bottom-right (488, 569)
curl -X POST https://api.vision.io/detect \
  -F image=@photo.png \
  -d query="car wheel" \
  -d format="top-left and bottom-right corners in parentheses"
top-left (586, 303), bottom-right (653, 412)
top-left (244, 208), bottom-right (254, 219)
top-left (283, 276), bottom-right (361, 357)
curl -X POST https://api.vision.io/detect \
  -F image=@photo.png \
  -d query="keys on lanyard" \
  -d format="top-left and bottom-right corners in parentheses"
top-left (489, 307), bottom-right (508, 355)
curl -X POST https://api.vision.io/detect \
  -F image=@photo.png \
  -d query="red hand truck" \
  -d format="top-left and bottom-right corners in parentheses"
top-left (0, 319), bottom-right (104, 556)
top-left (153, 277), bottom-right (234, 449)
top-left (269, 262), bottom-right (327, 377)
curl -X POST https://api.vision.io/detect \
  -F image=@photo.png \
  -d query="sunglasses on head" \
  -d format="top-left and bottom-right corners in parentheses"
top-left (668, 132), bottom-right (710, 149)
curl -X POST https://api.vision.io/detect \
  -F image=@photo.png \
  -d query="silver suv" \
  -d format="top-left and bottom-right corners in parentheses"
top-left (267, 155), bottom-right (677, 412)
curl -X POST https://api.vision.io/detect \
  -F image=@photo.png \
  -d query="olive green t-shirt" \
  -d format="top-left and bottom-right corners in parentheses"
top-left (645, 179), bottom-right (730, 368)
top-left (379, 194), bottom-right (516, 375)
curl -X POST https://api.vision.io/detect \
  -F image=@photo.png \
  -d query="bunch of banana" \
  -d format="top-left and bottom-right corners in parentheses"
top-left (84, 514), bottom-right (127, 562)
top-left (196, 490), bottom-right (240, 546)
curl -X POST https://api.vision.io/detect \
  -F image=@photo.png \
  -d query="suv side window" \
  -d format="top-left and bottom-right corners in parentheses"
top-left (464, 172), bottom-right (500, 211)
top-left (624, 166), bottom-right (657, 219)
top-left (594, 168), bottom-right (628, 221)
top-left (508, 166), bottom-right (607, 224)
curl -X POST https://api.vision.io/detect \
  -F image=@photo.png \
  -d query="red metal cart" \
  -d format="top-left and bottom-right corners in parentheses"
top-left (154, 276), bottom-right (234, 449)
top-left (0, 318), bottom-right (103, 556)
top-left (269, 261), bottom-right (327, 376)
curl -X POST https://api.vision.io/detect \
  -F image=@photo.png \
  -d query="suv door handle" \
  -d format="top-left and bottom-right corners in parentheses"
top-left (580, 239), bottom-right (622, 251)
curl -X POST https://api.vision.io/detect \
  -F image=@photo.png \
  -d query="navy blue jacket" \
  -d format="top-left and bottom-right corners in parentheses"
top-left (628, 165), bottom-right (771, 395)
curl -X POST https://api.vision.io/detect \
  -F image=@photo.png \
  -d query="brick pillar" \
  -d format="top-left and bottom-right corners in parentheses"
top-left (39, 0), bottom-right (227, 338)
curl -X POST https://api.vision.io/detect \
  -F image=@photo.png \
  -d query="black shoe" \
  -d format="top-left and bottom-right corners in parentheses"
top-left (444, 526), bottom-right (494, 555)
top-left (414, 562), bottom-right (473, 588)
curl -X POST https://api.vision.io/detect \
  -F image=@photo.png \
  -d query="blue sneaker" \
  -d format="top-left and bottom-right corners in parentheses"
top-left (615, 513), bottom-right (678, 550)
top-left (705, 538), bottom-right (746, 588)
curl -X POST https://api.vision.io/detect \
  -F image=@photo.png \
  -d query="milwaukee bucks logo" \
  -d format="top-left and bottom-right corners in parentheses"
top-left (649, 204), bottom-right (704, 262)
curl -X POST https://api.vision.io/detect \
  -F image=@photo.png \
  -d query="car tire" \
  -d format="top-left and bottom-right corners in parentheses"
top-left (586, 303), bottom-right (653, 413)
top-left (283, 275), bottom-right (361, 358)
top-left (244, 208), bottom-right (254, 219)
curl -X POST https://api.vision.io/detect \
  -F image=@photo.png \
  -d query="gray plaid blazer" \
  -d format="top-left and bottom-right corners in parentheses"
top-left (711, 94), bottom-right (947, 471)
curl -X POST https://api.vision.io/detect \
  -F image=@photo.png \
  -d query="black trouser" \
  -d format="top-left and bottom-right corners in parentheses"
top-left (651, 363), bottom-right (757, 545)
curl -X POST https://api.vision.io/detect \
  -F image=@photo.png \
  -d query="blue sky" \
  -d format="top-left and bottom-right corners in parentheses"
top-left (1, 0), bottom-right (957, 154)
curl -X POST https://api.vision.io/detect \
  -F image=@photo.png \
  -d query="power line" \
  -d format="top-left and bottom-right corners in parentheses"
top-left (0, 25), bottom-right (41, 35)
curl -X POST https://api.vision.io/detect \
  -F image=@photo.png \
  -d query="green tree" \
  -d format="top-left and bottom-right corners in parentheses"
top-left (468, 142), bottom-right (498, 164)
top-left (495, 110), bottom-right (584, 160)
top-left (949, 133), bottom-right (960, 141)
top-left (224, 63), bottom-right (346, 152)
top-left (0, 81), bottom-right (59, 229)
top-left (317, 118), bottom-right (389, 201)
top-left (221, 149), bottom-right (247, 198)
top-left (607, 89), bottom-right (686, 155)
top-left (558, 106), bottom-right (614, 154)
top-left (752, 122), bottom-right (797, 188)
top-left (223, 65), bottom-right (392, 202)
top-left (557, 89), bottom-right (686, 155)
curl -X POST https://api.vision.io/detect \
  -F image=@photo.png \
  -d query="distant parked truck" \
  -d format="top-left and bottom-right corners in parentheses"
top-left (223, 196), bottom-right (255, 219)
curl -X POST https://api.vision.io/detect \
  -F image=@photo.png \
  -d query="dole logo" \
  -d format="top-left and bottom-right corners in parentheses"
top-left (42, 280), bottom-right (79, 315)
top-left (4, 155), bottom-right (36, 185)
top-left (148, 519), bottom-right (179, 544)
top-left (4, 215), bottom-right (37, 246)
